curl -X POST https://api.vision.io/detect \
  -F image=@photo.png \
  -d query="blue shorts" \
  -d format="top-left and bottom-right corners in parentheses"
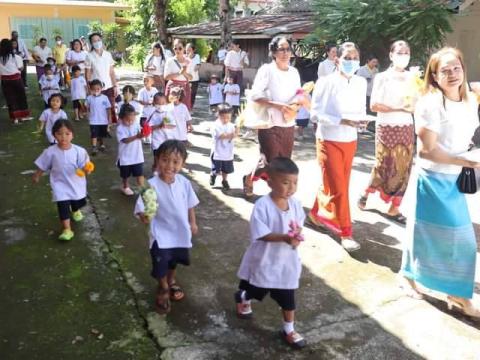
top-left (90, 125), bottom-right (108, 139)
top-left (296, 118), bottom-right (309, 128)
top-left (239, 279), bottom-right (296, 311)
top-left (150, 242), bottom-right (190, 279)
top-left (211, 155), bottom-right (234, 174)
top-left (118, 162), bottom-right (143, 179)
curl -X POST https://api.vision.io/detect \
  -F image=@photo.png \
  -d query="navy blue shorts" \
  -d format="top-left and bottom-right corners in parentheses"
top-left (118, 162), bottom-right (143, 179)
top-left (211, 155), bottom-right (234, 174)
top-left (239, 279), bottom-right (296, 311)
top-left (150, 242), bottom-right (190, 279)
top-left (56, 198), bottom-right (87, 221)
top-left (72, 99), bottom-right (85, 109)
top-left (90, 125), bottom-right (108, 139)
top-left (296, 118), bottom-right (309, 128)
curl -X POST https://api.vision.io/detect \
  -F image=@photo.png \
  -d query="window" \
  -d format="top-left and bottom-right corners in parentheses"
top-left (18, 24), bottom-right (35, 39)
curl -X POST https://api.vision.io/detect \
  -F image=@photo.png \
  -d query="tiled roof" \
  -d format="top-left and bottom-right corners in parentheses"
top-left (0, 0), bottom-right (129, 9)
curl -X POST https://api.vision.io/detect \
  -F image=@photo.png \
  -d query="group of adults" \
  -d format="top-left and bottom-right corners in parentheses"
top-left (243, 36), bottom-right (480, 319)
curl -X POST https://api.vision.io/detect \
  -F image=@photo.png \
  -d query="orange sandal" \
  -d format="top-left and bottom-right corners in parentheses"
top-left (169, 284), bottom-right (185, 301)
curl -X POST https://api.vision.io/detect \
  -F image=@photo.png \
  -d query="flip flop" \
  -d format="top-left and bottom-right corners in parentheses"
top-left (155, 289), bottom-right (171, 315)
top-left (169, 283), bottom-right (185, 301)
top-left (386, 213), bottom-right (407, 225)
top-left (357, 195), bottom-right (368, 210)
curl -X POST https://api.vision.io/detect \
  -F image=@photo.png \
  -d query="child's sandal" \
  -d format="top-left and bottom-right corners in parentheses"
top-left (169, 283), bottom-right (185, 301)
top-left (155, 289), bottom-right (171, 315)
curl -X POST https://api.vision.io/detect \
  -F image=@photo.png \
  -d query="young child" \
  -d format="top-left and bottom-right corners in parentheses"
top-left (223, 75), bottom-right (241, 117)
top-left (46, 57), bottom-right (58, 77)
top-left (39, 64), bottom-right (61, 108)
top-left (138, 74), bottom-right (158, 145)
top-left (207, 74), bottom-right (224, 113)
top-left (117, 104), bottom-right (146, 196)
top-left (170, 87), bottom-right (193, 144)
top-left (70, 65), bottom-right (87, 121)
top-left (149, 93), bottom-right (176, 171)
top-left (134, 140), bottom-right (199, 314)
top-left (38, 94), bottom-right (68, 145)
top-left (210, 103), bottom-right (236, 190)
top-left (86, 79), bottom-right (112, 155)
top-left (295, 94), bottom-right (311, 140)
top-left (117, 85), bottom-right (142, 124)
top-left (235, 157), bottom-right (306, 349)
top-left (33, 119), bottom-right (92, 241)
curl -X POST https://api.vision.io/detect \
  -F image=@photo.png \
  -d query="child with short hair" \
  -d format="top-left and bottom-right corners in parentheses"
top-left (33, 119), bottom-right (92, 241)
top-left (235, 157), bottom-right (307, 349)
top-left (149, 93), bottom-right (176, 170)
top-left (210, 103), bottom-right (236, 190)
top-left (39, 64), bottom-right (61, 108)
top-left (38, 93), bottom-right (68, 145)
top-left (70, 65), bottom-right (87, 121)
top-left (223, 75), bottom-right (240, 116)
top-left (138, 74), bottom-right (158, 145)
top-left (169, 87), bottom-right (193, 144)
top-left (117, 85), bottom-right (142, 124)
top-left (117, 103), bottom-right (146, 196)
top-left (207, 74), bottom-right (224, 113)
top-left (134, 140), bottom-right (199, 314)
top-left (86, 79), bottom-right (112, 155)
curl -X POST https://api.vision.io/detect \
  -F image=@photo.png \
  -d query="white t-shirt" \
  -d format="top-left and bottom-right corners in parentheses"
top-left (0, 54), bottom-right (23, 76)
top-left (217, 48), bottom-right (227, 62)
top-left (415, 91), bottom-right (479, 175)
top-left (224, 49), bottom-right (249, 70)
top-left (296, 95), bottom-right (311, 120)
top-left (39, 75), bottom-right (60, 104)
top-left (66, 50), bottom-right (87, 72)
top-left (149, 108), bottom-right (176, 150)
top-left (237, 194), bottom-right (305, 289)
top-left (39, 109), bottom-right (68, 144)
top-left (164, 57), bottom-right (191, 82)
top-left (71, 76), bottom-right (87, 101)
top-left (138, 87), bottom-right (158, 117)
top-left (117, 100), bottom-right (143, 124)
top-left (33, 45), bottom-right (52, 66)
top-left (172, 103), bottom-right (191, 141)
top-left (208, 83), bottom-right (224, 105)
top-left (212, 120), bottom-right (235, 161)
top-left (223, 83), bottom-right (240, 106)
top-left (249, 62), bottom-right (301, 128)
top-left (144, 54), bottom-right (165, 76)
top-left (85, 50), bottom-right (115, 90)
top-left (116, 123), bottom-right (144, 166)
top-left (134, 175), bottom-right (200, 249)
top-left (34, 144), bottom-right (89, 202)
top-left (87, 94), bottom-right (111, 125)
top-left (317, 58), bottom-right (336, 78)
top-left (188, 54), bottom-right (201, 82)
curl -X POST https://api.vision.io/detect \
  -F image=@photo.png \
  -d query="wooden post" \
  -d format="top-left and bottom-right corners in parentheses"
top-left (155, 0), bottom-right (170, 47)
top-left (219, 0), bottom-right (232, 48)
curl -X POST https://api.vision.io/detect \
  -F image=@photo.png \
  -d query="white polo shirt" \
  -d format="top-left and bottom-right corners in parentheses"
top-left (66, 50), bottom-right (87, 72)
top-left (149, 109), bottom-right (176, 150)
top-left (71, 76), bottom-right (87, 101)
top-left (172, 103), bottom-right (191, 141)
top-left (208, 83), bottom-right (224, 105)
top-left (223, 83), bottom-right (240, 106)
top-left (224, 49), bottom-right (249, 70)
top-left (39, 108), bottom-right (67, 144)
top-left (116, 123), bottom-right (144, 166)
top-left (85, 50), bottom-right (115, 89)
top-left (86, 94), bottom-right (111, 125)
top-left (33, 45), bottom-right (52, 66)
top-left (138, 87), bottom-right (158, 117)
top-left (212, 120), bottom-right (235, 161)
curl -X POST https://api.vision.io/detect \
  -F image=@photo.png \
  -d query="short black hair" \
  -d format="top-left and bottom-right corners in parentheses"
top-left (39, 37), bottom-right (47, 43)
top-left (154, 140), bottom-right (188, 162)
top-left (267, 157), bottom-right (299, 176)
top-left (46, 57), bottom-right (56, 63)
top-left (89, 79), bottom-right (103, 88)
top-left (119, 103), bottom-right (136, 119)
top-left (217, 103), bottom-right (232, 114)
top-left (71, 39), bottom-right (83, 51)
top-left (71, 65), bottom-right (81, 73)
top-left (153, 92), bottom-right (165, 103)
top-left (88, 32), bottom-right (102, 46)
top-left (122, 84), bottom-right (136, 95)
top-left (338, 42), bottom-right (360, 58)
top-left (325, 44), bottom-right (337, 54)
top-left (48, 93), bottom-right (66, 108)
top-left (43, 64), bottom-right (52, 72)
top-left (51, 119), bottom-right (73, 136)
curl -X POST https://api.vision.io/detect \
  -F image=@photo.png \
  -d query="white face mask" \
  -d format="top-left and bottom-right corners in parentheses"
top-left (56, 40), bottom-right (62, 45)
top-left (46, 74), bottom-right (54, 80)
top-left (340, 59), bottom-right (360, 77)
top-left (93, 91), bottom-right (101, 96)
top-left (391, 54), bottom-right (410, 69)
top-left (93, 41), bottom-right (103, 50)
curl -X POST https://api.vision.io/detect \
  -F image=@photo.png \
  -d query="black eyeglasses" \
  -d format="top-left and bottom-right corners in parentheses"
top-left (276, 47), bottom-right (291, 53)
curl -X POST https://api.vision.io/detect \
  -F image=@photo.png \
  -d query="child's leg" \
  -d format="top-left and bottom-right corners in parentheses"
top-left (136, 175), bottom-right (145, 188)
top-left (91, 137), bottom-right (97, 147)
top-left (222, 172), bottom-right (228, 181)
top-left (122, 177), bottom-right (129, 189)
top-left (57, 201), bottom-right (72, 230)
top-left (272, 289), bottom-right (305, 347)
top-left (74, 107), bottom-right (80, 120)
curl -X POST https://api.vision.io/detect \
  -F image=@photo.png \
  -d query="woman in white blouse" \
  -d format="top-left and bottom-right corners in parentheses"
top-left (242, 36), bottom-right (307, 197)
top-left (164, 39), bottom-right (193, 110)
top-left (66, 39), bottom-right (87, 74)
top-left (309, 42), bottom-right (368, 253)
top-left (357, 41), bottom-right (415, 224)
top-left (400, 48), bottom-right (480, 318)
top-left (144, 42), bottom-right (166, 92)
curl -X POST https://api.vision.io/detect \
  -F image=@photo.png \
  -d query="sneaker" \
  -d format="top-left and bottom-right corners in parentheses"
top-left (222, 180), bottom-right (230, 191)
top-left (99, 144), bottom-right (106, 152)
top-left (91, 146), bottom-right (98, 156)
top-left (210, 174), bottom-right (216, 186)
top-left (281, 330), bottom-right (306, 349)
top-left (72, 210), bottom-right (84, 222)
top-left (234, 290), bottom-right (253, 319)
top-left (122, 187), bottom-right (134, 196)
top-left (58, 229), bottom-right (74, 241)
top-left (341, 237), bottom-right (361, 253)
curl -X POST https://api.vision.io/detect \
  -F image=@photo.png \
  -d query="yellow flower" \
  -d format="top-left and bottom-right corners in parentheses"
top-left (84, 161), bottom-right (95, 174)
top-left (76, 169), bottom-right (86, 177)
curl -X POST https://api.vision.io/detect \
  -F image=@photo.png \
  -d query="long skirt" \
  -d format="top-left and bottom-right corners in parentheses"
top-left (153, 75), bottom-right (164, 93)
top-left (102, 87), bottom-right (117, 124)
top-left (251, 126), bottom-right (295, 181)
top-left (165, 80), bottom-right (192, 111)
top-left (401, 169), bottom-right (477, 298)
top-left (310, 140), bottom-right (357, 237)
top-left (366, 124), bottom-right (414, 207)
top-left (1, 74), bottom-right (30, 121)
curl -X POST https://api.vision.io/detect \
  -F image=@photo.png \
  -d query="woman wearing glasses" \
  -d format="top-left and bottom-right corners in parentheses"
top-left (164, 39), bottom-right (193, 110)
top-left (243, 36), bottom-right (308, 196)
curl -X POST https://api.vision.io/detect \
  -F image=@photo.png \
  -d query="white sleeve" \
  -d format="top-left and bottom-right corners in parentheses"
top-left (224, 52), bottom-right (231, 67)
top-left (116, 125), bottom-right (129, 142)
top-left (14, 55), bottom-right (23, 70)
top-left (414, 95), bottom-right (442, 134)
top-left (249, 64), bottom-right (270, 100)
top-left (185, 106), bottom-right (192, 121)
top-left (310, 78), bottom-right (342, 125)
top-left (369, 73), bottom-right (384, 106)
top-left (250, 200), bottom-right (272, 242)
top-left (34, 148), bottom-right (52, 171)
top-left (186, 180), bottom-right (200, 208)
top-left (163, 59), bottom-right (175, 77)
top-left (39, 110), bottom-right (48, 122)
top-left (134, 194), bottom-right (145, 215)
top-left (77, 147), bottom-right (90, 168)
top-left (84, 52), bottom-right (92, 69)
top-left (242, 51), bottom-right (249, 67)
top-left (107, 51), bottom-right (115, 66)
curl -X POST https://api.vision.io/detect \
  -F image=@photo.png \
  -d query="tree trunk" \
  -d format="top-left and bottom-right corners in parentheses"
top-left (155, 0), bottom-right (170, 47)
top-left (219, 0), bottom-right (232, 48)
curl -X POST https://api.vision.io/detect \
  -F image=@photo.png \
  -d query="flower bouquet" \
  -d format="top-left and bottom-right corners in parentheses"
top-left (76, 161), bottom-right (95, 177)
top-left (288, 220), bottom-right (304, 242)
top-left (141, 122), bottom-right (152, 137)
top-left (404, 67), bottom-right (425, 111)
top-left (140, 185), bottom-right (158, 221)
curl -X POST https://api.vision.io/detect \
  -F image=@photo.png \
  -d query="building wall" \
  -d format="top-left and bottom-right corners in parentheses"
top-left (445, 1), bottom-right (480, 80)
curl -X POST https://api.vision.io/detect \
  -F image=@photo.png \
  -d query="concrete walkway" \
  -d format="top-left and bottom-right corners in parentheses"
top-left (0, 68), bottom-right (479, 359)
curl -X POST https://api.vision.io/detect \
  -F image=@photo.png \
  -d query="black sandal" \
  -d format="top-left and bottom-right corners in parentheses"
top-left (386, 213), bottom-right (407, 225)
top-left (357, 195), bottom-right (368, 210)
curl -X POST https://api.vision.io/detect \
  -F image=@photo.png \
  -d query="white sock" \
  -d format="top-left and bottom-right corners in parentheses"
top-left (240, 290), bottom-right (249, 302)
top-left (283, 321), bottom-right (294, 334)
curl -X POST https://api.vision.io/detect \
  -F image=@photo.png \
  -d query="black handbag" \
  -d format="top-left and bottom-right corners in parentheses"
top-left (457, 167), bottom-right (477, 194)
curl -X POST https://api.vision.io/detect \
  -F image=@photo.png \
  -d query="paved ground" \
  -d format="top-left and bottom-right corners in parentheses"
top-left (1, 68), bottom-right (479, 360)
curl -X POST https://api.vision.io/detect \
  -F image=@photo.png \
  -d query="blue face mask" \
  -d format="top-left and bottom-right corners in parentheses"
top-left (93, 41), bottom-right (103, 50)
top-left (340, 60), bottom-right (360, 77)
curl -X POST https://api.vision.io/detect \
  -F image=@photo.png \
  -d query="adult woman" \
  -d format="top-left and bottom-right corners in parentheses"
top-left (144, 42), bottom-right (166, 92)
top-left (0, 39), bottom-right (31, 123)
top-left (164, 39), bottom-right (193, 110)
top-left (186, 43), bottom-right (201, 108)
top-left (242, 36), bottom-right (305, 196)
top-left (66, 39), bottom-right (87, 74)
top-left (357, 41), bottom-right (415, 224)
top-left (400, 48), bottom-right (480, 318)
top-left (32, 37), bottom-right (52, 81)
top-left (308, 42), bottom-right (368, 253)
top-left (85, 33), bottom-right (118, 122)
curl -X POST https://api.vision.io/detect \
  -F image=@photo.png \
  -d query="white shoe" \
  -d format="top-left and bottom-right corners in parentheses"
top-left (341, 237), bottom-right (361, 252)
top-left (122, 187), bottom-right (134, 196)
top-left (21, 116), bottom-right (33, 121)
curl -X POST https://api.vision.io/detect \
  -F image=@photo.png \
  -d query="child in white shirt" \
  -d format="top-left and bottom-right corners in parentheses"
top-left (138, 75), bottom-right (158, 145)
top-left (207, 74), bottom-right (224, 112)
top-left (70, 65), bottom-right (87, 121)
top-left (223, 75), bottom-right (241, 116)
top-left (210, 103), bottom-right (237, 190)
top-left (117, 104), bottom-right (147, 196)
top-left (33, 119), bottom-right (92, 241)
top-left (235, 157), bottom-right (306, 349)
top-left (38, 93), bottom-right (68, 145)
top-left (295, 94), bottom-right (311, 140)
top-left (39, 64), bottom-right (60, 108)
top-left (134, 140), bottom-right (199, 314)
top-left (169, 87), bottom-right (193, 143)
top-left (116, 85), bottom-right (143, 124)
top-left (86, 79), bottom-right (112, 155)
